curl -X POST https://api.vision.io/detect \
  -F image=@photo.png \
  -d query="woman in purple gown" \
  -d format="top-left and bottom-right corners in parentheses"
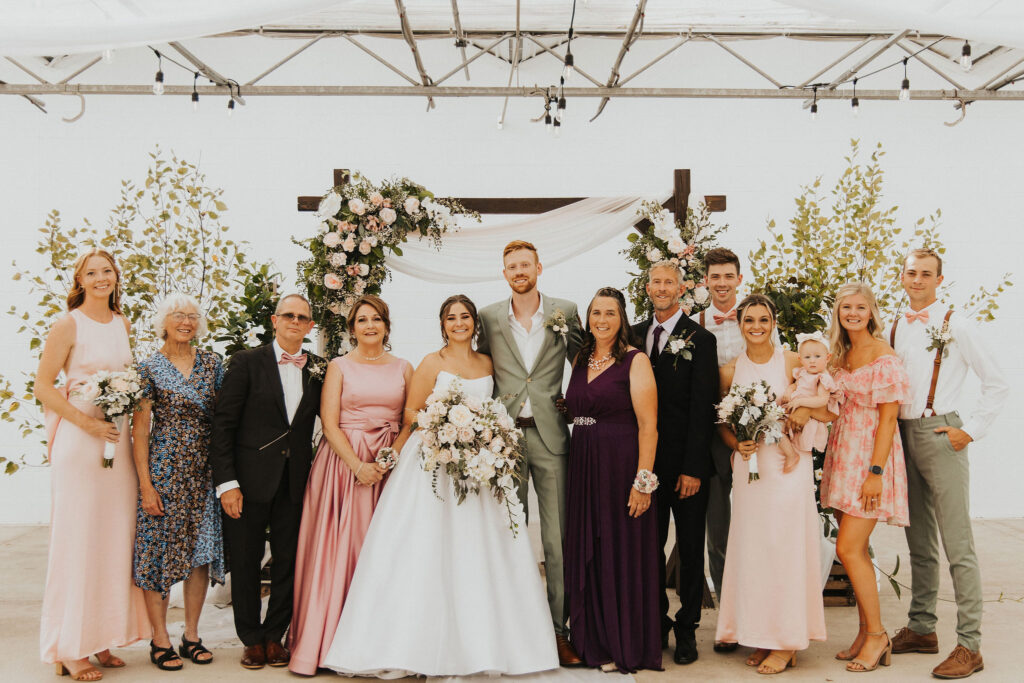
top-left (564, 287), bottom-right (662, 673)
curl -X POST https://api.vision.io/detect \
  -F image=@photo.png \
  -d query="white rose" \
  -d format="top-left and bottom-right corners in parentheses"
top-left (368, 235), bottom-right (378, 247)
top-left (404, 197), bottom-right (420, 214)
top-left (667, 235), bottom-right (686, 254)
top-left (110, 377), bottom-right (130, 393)
top-left (353, 279), bottom-right (366, 295)
top-left (76, 380), bottom-right (101, 402)
top-left (464, 394), bottom-right (483, 412)
top-left (379, 207), bottom-right (397, 225)
top-left (438, 423), bottom-right (458, 444)
top-left (693, 286), bottom-right (710, 305)
top-left (751, 391), bottom-right (766, 407)
top-left (421, 430), bottom-right (437, 446)
top-left (323, 231), bottom-right (342, 248)
top-left (358, 263), bottom-right (370, 276)
top-left (359, 239), bottom-right (373, 255)
top-left (348, 197), bottom-right (367, 215)
top-left (645, 247), bottom-right (663, 262)
top-left (489, 436), bottom-right (505, 453)
top-left (244, 324), bottom-right (265, 345)
top-left (329, 251), bottom-right (347, 268)
top-left (457, 425), bottom-right (475, 442)
top-left (342, 235), bottom-right (356, 252)
top-left (448, 404), bottom-right (474, 427)
top-left (318, 192), bottom-right (342, 218)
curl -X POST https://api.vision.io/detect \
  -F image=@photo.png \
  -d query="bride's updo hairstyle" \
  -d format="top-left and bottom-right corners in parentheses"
top-left (438, 294), bottom-right (480, 345)
top-left (574, 286), bottom-right (633, 368)
top-left (735, 293), bottom-right (778, 343)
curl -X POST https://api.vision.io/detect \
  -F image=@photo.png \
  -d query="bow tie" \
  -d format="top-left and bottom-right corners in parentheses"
top-left (905, 309), bottom-right (930, 324)
top-left (279, 351), bottom-right (307, 369)
top-left (713, 309), bottom-right (737, 325)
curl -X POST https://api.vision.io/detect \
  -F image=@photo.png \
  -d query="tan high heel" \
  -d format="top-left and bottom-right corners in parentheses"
top-left (55, 662), bottom-right (103, 681)
top-left (757, 650), bottom-right (796, 675)
top-left (836, 623), bottom-right (868, 661)
top-left (847, 631), bottom-right (892, 672)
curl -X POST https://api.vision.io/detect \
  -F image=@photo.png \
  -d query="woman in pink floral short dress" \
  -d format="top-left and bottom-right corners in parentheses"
top-left (820, 282), bottom-right (910, 674)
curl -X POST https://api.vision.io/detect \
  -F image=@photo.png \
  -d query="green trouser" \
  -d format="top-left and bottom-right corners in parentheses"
top-left (517, 427), bottom-right (569, 635)
top-left (901, 412), bottom-right (982, 651)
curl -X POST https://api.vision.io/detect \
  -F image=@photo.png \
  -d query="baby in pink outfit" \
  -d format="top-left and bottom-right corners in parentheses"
top-left (778, 332), bottom-right (839, 472)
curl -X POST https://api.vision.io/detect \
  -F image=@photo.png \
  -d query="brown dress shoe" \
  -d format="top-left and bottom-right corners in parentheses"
top-left (892, 626), bottom-right (939, 654)
top-left (932, 645), bottom-right (983, 679)
top-left (265, 640), bottom-right (291, 667)
top-left (555, 634), bottom-right (583, 667)
top-left (240, 643), bottom-right (266, 669)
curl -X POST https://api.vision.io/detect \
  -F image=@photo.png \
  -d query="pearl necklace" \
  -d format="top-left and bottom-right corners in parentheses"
top-left (587, 352), bottom-right (613, 370)
top-left (358, 349), bottom-right (386, 362)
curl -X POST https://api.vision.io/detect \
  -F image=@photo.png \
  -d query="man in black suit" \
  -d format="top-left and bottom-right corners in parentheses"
top-left (631, 261), bottom-right (719, 666)
top-left (211, 294), bottom-right (325, 670)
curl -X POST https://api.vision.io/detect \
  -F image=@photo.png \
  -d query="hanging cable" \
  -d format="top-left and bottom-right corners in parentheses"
top-left (152, 51), bottom-right (164, 95)
top-left (851, 77), bottom-right (859, 117)
top-left (899, 57), bottom-right (910, 102)
top-left (191, 72), bottom-right (200, 112)
top-left (810, 86), bottom-right (818, 120)
top-left (563, 0), bottom-right (577, 81)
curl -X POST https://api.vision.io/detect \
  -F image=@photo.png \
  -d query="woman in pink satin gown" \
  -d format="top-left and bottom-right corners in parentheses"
top-left (288, 296), bottom-right (412, 675)
top-left (35, 250), bottom-right (149, 681)
top-left (714, 294), bottom-right (826, 675)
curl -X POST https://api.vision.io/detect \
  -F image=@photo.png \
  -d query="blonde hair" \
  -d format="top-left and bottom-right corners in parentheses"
top-left (67, 249), bottom-right (122, 313)
top-left (828, 282), bottom-right (885, 370)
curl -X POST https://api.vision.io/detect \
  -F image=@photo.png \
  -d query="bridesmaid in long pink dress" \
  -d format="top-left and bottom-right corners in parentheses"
top-left (288, 295), bottom-right (412, 675)
top-left (35, 250), bottom-right (149, 681)
top-left (715, 294), bottom-right (826, 675)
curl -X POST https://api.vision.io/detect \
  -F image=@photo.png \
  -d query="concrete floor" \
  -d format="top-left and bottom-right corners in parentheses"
top-left (3, 520), bottom-right (1023, 682)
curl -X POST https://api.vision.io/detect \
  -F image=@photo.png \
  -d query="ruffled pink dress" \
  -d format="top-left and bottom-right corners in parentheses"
top-left (821, 355), bottom-right (911, 526)
top-left (787, 368), bottom-right (840, 453)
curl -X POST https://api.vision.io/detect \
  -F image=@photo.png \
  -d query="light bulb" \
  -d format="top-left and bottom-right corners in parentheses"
top-left (810, 102), bottom-right (818, 120)
top-left (544, 113), bottom-right (553, 132)
top-left (899, 78), bottom-right (910, 102)
top-left (553, 118), bottom-right (562, 137)
top-left (191, 91), bottom-right (200, 112)
top-left (102, 49), bottom-right (114, 64)
top-left (960, 42), bottom-right (972, 72)
top-left (496, 117), bottom-right (503, 130)
top-left (556, 96), bottom-right (566, 123)
top-left (851, 97), bottom-right (860, 117)
top-left (563, 53), bottom-right (574, 81)
top-left (153, 70), bottom-right (164, 96)
top-left (227, 99), bottom-right (235, 117)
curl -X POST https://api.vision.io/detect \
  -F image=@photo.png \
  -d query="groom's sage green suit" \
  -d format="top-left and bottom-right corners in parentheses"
top-left (477, 294), bottom-right (583, 635)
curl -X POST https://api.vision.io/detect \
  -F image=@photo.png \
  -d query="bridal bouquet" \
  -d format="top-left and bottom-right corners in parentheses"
top-left (416, 377), bottom-right (526, 536)
top-left (72, 366), bottom-right (145, 468)
top-left (716, 380), bottom-right (786, 482)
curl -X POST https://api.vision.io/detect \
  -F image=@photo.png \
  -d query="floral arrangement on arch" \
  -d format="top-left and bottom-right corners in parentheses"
top-left (297, 172), bottom-right (478, 356)
top-left (622, 199), bottom-right (727, 321)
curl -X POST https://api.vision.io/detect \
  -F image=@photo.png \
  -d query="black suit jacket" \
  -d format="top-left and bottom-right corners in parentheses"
top-left (210, 344), bottom-right (324, 504)
top-left (632, 314), bottom-right (720, 482)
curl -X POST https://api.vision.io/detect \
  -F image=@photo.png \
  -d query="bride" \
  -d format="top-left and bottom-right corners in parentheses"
top-left (322, 294), bottom-right (559, 678)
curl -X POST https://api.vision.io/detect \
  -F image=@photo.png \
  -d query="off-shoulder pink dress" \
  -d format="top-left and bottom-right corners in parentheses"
top-left (821, 354), bottom-right (911, 526)
top-left (788, 368), bottom-right (841, 454)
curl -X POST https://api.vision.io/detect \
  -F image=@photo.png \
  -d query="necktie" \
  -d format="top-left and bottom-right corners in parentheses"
top-left (650, 325), bottom-right (664, 366)
top-left (713, 309), bottom-right (737, 325)
top-left (905, 309), bottom-right (930, 324)
top-left (279, 351), bottom-right (308, 369)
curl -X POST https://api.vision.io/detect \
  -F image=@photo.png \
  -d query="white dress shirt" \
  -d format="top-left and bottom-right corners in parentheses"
top-left (891, 300), bottom-right (1008, 440)
top-left (508, 294), bottom-right (546, 418)
top-left (692, 302), bottom-right (781, 367)
top-left (216, 340), bottom-right (306, 498)
top-left (646, 307), bottom-right (684, 357)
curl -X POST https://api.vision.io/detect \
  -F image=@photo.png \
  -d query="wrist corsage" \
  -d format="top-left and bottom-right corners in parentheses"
top-left (375, 447), bottom-right (397, 470)
top-left (632, 469), bottom-right (659, 494)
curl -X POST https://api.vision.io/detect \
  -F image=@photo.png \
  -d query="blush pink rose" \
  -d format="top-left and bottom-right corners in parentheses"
top-left (323, 273), bottom-right (343, 290)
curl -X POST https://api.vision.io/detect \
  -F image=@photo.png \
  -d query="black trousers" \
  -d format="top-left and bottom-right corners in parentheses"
top-left (655, 478), bottom-right (711, 635)
top-left (222, 467), bottom-right (303, 647)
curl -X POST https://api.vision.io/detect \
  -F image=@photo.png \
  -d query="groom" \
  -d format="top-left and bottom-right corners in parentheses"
top-left (632, 260), bottom-right (719, 665)
top-left (211, 294), bottom-right (325, 670)
top-left (477, 240), bottom-right (584, 666)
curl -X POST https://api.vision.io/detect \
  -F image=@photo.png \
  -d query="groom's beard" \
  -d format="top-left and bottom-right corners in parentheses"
top-left (509, 277), bottom-right (537, 294)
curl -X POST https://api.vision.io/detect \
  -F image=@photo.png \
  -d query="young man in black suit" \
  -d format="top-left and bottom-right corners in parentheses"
top-left (210, 294), bottom-right (325, 670)
top-left (631, 261), bottom-right (719, 666)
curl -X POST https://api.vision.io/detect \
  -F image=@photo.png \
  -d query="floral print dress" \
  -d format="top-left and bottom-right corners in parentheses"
top-left (821, 354), bottom-right (911, 526)
top-left (133, 350), bottom-right (226, 596)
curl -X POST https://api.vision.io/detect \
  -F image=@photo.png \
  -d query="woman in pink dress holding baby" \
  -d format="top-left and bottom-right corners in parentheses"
top-left (819, 282), bottom-right (911, 674)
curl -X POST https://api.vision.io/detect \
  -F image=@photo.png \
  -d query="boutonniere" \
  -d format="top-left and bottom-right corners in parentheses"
top-left (306, 355), bottom-right (327, 380)
top-left (544, 308), bottom-right (570, 342)
top-left (663, 331), bottom-right (696, 368)
top-left (925, 319), bottom-right (954, 358)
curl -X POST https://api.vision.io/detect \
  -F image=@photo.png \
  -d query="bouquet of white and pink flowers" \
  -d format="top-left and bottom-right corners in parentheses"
top-left (415, 376), bottom-right (526, 536)
top-left (716, 380), bottom-right (786, 482)
top-left (73, 366), bottom-right (145, 468)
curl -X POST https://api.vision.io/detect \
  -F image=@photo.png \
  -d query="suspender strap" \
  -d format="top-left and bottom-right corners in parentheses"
top-left (924, 309), bottom-right (954, 416)
top-left (699, 309), bottom-right (706, 328)
top-left (889, 317), bottom-right (898, 347)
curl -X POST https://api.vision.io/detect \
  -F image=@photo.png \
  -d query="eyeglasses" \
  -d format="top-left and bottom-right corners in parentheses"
top-left (168, 312), bottom-right (201, 322)
top-left (277, 313), bottom-right (312, 323)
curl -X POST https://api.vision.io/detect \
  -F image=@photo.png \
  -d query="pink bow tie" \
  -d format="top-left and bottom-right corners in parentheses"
top-left (279, 351), bottom-right (307, 369)
top-left (713, 309), bottom-right (737, 325)
top-left (905, 309), bottom-right (930, 324)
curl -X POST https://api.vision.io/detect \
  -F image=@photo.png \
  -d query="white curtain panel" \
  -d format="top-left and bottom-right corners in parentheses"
top-left (386, 195), bottom-right (669, 285)
top-left (0, 0), bottom-right (345, 56)
top-left (780, 0), bottom-right (1024, 50)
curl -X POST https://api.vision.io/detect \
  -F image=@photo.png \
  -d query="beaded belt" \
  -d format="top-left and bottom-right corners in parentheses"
top-left (573, 416), bottom-right (596, 426)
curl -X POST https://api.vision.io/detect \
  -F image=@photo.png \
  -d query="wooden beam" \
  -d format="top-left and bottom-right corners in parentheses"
top-left (704, 195), bottom-right (726, 212)
top-left (673, 169), bottom-right (690, 222)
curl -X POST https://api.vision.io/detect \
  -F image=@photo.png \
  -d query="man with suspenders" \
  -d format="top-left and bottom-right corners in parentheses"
top-left (690, 248), bottom-right (779, 653)
top-left (889, 248), bottom-right (1007, 680)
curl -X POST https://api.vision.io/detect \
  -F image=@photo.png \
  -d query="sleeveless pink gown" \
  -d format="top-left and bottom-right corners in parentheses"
top-left (39, 309), bottom-right (149, 663)
top-left (288, 356), bottom-right (409, 675)
top-left (715, 347), bottom-right (826, 651)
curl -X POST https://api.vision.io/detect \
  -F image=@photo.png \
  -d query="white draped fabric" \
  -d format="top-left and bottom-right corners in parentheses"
top-left (385, 195), bottom-right (668, 285)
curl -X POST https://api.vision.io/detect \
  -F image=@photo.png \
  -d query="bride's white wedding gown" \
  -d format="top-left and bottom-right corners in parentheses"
top-left (322, 371), bottom-right (558, 678)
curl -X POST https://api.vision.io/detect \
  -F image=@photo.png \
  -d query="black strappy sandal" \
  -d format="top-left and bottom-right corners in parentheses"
top-left (178, 636), bottom-right (213, 664)
top-left (149, 641), bottom-right (183, 671)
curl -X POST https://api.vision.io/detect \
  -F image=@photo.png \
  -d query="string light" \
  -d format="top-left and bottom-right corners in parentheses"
top-left (152, 51), bottom-right (164, 95)
top-left (851, 78), bottom-right (859, 117)
top-left (563, 52), bottom-right (574, 81)
top-left (563, 0), bottom-right (577, 81)
top-left (191, 72), bottom-right (200, 112)
top-left (810, 86), bottom-right (818, 120)
top-left (556, 95), bottom-right (566, 122)
top-left (899, 58), bottom-right (911, 102)
top-left (553, 118), bottom-right (562, 137)
top-left (960, 41), bottom-right (973, 71)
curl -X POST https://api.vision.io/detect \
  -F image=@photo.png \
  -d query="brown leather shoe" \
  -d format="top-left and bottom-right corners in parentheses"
top-left (265, 640), bottom-right (290, 667)
top-left (892, 626), bottom-right (939, 654)
top-left (932, 645), bottom-right (983, 679)
top-left (555, 634), bottom-right (583, 667)
top-left (240, 643), bottom-right (265, 669)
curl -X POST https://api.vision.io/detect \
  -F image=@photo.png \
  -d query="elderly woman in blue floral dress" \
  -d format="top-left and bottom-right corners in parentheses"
top-left (131, 293), bottom-right (225, 671)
